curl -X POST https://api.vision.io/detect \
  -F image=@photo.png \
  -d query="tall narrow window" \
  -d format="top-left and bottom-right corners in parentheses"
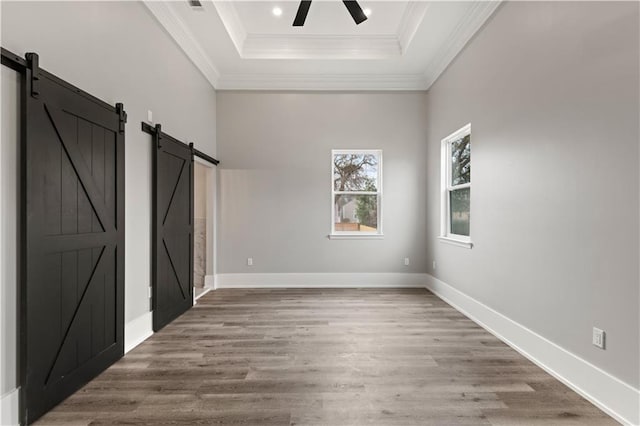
top-left (440, 124), bottom-right (472, 248)
top-left (331, 150), bottom-right (383, 237)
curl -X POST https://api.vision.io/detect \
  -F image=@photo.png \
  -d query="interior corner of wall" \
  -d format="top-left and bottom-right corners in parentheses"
top-left (205, 274), bottom-right (215, 290)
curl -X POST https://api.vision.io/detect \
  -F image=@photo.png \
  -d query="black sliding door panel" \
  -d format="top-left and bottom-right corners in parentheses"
top-left (22, 54), bottom-right (125, 424)
top-left (153, 127), bottom-right (194, 332)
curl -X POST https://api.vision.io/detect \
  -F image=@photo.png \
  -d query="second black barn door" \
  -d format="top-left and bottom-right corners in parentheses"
top-left (153, 126), bottom-right (194, 331)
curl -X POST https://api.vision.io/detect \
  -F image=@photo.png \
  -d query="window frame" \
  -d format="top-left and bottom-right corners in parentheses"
top-left (439, 124), bottom-right (473, 249)
top-left (330, 149), bottom-right (383, 239)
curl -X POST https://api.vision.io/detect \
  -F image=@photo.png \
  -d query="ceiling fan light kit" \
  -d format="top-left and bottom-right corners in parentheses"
top-left (293, 0), bottom-right (368, 26)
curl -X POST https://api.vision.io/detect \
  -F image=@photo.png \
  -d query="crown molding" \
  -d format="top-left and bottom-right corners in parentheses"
top-left (216, 73), bottom-right (428, 91)
top-left (242, 34), bottom-right (401, 59)
top-left (397, 2), bottom-right (431, 54)
top-left (143, 0), bottom-right (221, 88)
top-left (423, 0), bottom-right (502, 90)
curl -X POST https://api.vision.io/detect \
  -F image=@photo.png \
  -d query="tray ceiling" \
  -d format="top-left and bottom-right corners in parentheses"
top-left (145, 1), bottom-right (501, 90)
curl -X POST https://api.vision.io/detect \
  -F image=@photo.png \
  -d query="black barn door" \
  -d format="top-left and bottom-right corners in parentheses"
top-left (152, 125), bottom-right (194, 331)
top-left (21, 53), bottom-right (125, 424)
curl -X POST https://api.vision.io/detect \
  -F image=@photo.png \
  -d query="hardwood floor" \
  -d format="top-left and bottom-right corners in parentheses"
top-left (36, 289), bottom-right (617, 425)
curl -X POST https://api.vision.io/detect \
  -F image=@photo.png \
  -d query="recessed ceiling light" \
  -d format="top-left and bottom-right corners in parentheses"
top-left (363, 8), bottom-right (372, 17)
top-left (272, 7), bottom-right (283, 17)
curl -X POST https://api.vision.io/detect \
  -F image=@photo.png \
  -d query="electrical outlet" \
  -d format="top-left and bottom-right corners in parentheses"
top-left (247, 257), bottom-right (253, 266)
top-left (432, 261), bottom-right (436, 270)
top-left (404, 257), bottom-right (410, 266)
top-left (592, 327), bottom-right (605, 349)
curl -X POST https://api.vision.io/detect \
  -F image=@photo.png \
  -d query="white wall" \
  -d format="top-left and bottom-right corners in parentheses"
top-left (1, 0), bottom-right (217, 418)
top-left (216, 91), bottom-right (428, 276)
top-left (425, 0), bottom-right (638, 401)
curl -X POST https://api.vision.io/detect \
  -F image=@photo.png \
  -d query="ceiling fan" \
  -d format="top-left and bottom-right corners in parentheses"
top-left (293, 1), bottom-right (368, 26)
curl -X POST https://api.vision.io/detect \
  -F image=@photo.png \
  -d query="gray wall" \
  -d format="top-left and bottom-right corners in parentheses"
top-left (425, 1), bottom-right (639, 388)
top-left (1, 0), bottom-right (217, 406)
top-left (217, 92), bottom-right (428, 273)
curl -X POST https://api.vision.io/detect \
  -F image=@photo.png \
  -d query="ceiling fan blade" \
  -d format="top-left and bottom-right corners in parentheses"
top-left (342, 1), bottom-right (368, 25)
top-left (293, 1), bottom-right (312, 26)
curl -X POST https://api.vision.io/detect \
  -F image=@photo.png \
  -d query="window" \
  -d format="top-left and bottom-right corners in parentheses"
top-left (440, 124), bottom-right (472, 248)
top-left (331, 150), bottom-right (382, 238)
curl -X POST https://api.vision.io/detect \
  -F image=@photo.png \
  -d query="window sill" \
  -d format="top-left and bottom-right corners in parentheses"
top-left (329, 234), bottom-right (384, 240)
top-left (438, 236), bottom-right (473, 249)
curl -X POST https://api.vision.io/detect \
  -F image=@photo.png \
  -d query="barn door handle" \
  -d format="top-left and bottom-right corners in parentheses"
top-left (25, 52), bottom-right (40, 98)
top-left (155, 124), bottom-right (162, 149)
top-left (116, 103), bottom-right (127, 134)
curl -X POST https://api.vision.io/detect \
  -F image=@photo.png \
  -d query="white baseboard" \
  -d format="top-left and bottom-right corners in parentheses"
top-left (0, 388), bottom-right (19, 426)
top-left (124, 311), bottom-right (153, 354)
top-left (195, 287), bottom-right (213, 301)
top-left (215, 273), bottom-right (429, 289)
top-left (425, 274), bottom-right (640, 426)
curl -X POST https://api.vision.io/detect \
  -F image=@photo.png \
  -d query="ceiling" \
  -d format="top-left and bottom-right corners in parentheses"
top-left (144, 1), bottom-right (501, 90)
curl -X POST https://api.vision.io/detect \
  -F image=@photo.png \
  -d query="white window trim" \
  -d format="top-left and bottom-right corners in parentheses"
top-left (330, 149), bottom-right (383, 239)
top-left (440, 124), bottom-right (473, 249)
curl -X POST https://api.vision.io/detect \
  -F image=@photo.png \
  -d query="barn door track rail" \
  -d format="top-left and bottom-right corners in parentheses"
top-left (2, 47), bottom-right (126, 120)
top-left (141, 122), bottom-right (219, 166)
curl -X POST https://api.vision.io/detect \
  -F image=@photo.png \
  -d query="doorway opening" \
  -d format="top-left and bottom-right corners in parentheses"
top-left (194, 159), bottom-right (215, 300)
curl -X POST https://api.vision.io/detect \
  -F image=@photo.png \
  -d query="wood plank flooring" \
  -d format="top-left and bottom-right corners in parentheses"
top-left (36, 289), bottom-right (617, 425)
